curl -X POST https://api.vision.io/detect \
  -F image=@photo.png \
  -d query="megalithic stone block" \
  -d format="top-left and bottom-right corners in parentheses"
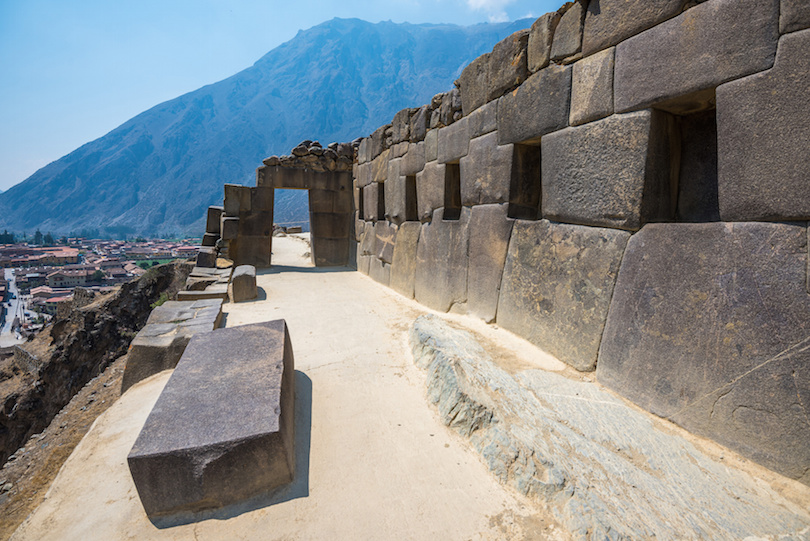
top-left (488, 29), bottom-right (530, 101)
top-left (196, 247), bottom-right (217, 268)
top-left (542, 110), bottom-right (675, 231)
top-left (497, 219), bottom-right (630, 372)
top-left (582, 0), bottom-right (685, 57)
top-left (570, 47), bottom-right (615, 126)
top-left (467, 204), bottom-right (513, 323)
top-left (224, 184), bottom-right (251, 217)
top-left (310, 236), bottom-right (349, 267)
top-left (128, 320), bottom-right (295, 517)
top-left (389, 221), bottom-right (421, 299)
top-left (458, 53), bottom-right (490, 116)
top-left (717, 29), bottom-right (810, 222)
top-left (781, 0), bottom-right (810, 33)
top-left (201, 233), bottom-right (218, 247)
top-left (437, 117), bottom-right (470, 164)
top-left (597, 222), bottom-right (810, 486)
top-left (206, 206), bottom-right (224, 235)
top-left (229, 265), bottom-right (257, 303)
top-left (614, 0), bottom-right (779, 113)
top-left (459, 132), bottom-right (513, 207)
top-left (416, 162), bottom-right (445, 222)
top-left (220, 217), bottom-right (239, 241)
top-left (550, 0), bottom-right (584, 62)
top-left (497, 64), bottom-right (571, 145)
top-left (467, 100), bottom-right (497, 139)
top-left (414, 208), bottom-right (470, 312)
top-left (527, 11), bottom-right (561, 73)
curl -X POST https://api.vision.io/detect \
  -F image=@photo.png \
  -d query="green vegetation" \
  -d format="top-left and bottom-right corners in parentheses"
top-left (150, 292), bottom-right (169, 309)
top-left (0, 230), bottom-right (15, 244)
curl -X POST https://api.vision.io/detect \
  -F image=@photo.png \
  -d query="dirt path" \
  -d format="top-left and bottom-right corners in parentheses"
top-left (9, 237), bottom-right (568, 541)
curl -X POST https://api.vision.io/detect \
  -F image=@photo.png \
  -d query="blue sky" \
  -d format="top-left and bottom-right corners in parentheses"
top-left (0, 0), bottom-right (561, 191)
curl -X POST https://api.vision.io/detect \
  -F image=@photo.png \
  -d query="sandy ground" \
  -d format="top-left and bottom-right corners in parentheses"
top-left (9, 236), bottom-right (569, 541)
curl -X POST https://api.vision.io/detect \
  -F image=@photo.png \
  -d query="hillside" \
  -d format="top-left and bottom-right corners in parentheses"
top-left (0, 18), bottom-right (531, 236)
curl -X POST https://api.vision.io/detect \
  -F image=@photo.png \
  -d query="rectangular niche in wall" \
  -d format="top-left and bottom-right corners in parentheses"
top-left (405, 175), bottom-right (418, 222)
top-left (444, 163), bottom-right (461, 221)
top-left (675, 108), bottom-right (719, 222)
top-left (508, 143), bottom-right (542, 220)
top-left (377, 183), bottom-right (386, 221)
top-left (357, 186), bottom-right (364, 219)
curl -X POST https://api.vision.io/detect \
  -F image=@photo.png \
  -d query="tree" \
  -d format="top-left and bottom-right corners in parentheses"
top-left (91, 270), bottom-right (105, 282)
top-left (138, 261), bottom-right (150, 270)
top-left (33, 229), bottom-right (43, 245)
top-left (43, 232), bottom-right (55, 246)
top-left (59, 236), bottom-right (68, 245)
top-left (0, 230), bottom-right (14, 244)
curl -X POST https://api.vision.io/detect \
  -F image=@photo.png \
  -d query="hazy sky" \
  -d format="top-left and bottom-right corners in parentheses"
top-left (0, 0), bottom-right (561, 191)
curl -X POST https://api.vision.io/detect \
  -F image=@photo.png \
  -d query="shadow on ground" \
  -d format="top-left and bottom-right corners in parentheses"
top-left (149, 370), bottom-right (313, 529)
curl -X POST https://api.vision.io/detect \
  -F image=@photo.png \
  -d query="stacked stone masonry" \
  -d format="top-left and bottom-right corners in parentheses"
top-left (346, 0), bottom-right (810, 488)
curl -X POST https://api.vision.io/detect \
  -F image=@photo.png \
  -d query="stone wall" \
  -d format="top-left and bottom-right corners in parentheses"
top-left (350, 0), bottom-right (810, 486)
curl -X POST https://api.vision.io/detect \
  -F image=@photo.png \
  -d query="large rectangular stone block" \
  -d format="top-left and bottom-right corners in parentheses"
top-left (459, 132), bottom-right (513, 207)
top-left (368, 258), bottom-right (391, 287)
top-left (374, 221), bottom-right (397, 265)
top-left (550, 0), bottom-right (584, 62)
top-left (542, 110), bottom-right (675, 231)
top-left (400, 142), bottom-right (426, 176)
top-left (389, 221), bottom-right (421, 299)
top-left (570, 47), bottom-right (614, 126)
top-left (458, 53), bottom-right (490, 116)
top-left (128, 320), bottom-right (295, 517)
top-left (614, 0), bottom-right (779, 113)
top-left (232, 235), bottom-right (272, 268)
top-left (239, 211), bottom-right (273, 238)
top-left (497, 64), bottom-right (571, 145)
top-left (467, 100), bottom-right (497, 139)
top-left (467, 204), bottom-right (513, 323)
top-left (308, 189), bottom-right (336, 214)
top-left (356, 162), bottom-right (373, 188)
top-left (597, 222), bottom-right (810, 486)
top-left (362, 184), bottom-right (383, 222)
top-left (309, 212), bottom-right (350, 240)
top-left (410, 105), bottom-right (429, 143)
top-left (224, 184), bottom-right (251, 217)
top-left (416, 161), bottom-right (445, 223)
top-left (582, 0), bottom-right (685, 57)
top-left (488, 30), bottom-right (530, 101)
top-left (372, 149), bottom-right (390, 183)
top-left (425, 129), bottom-right (438, 163)
top-left (414, 208), bottom-right (470, 312)
top-left (206, 206), bottom-right (224, 235)
top-left (385, 174), bottom-right (417, 226)
top-left (310, 236), bottom-right (349, 267)
top-left (527, 11), bottom-right (561, 73)
top-left (437, 117), bottom-right (469, 164)
top-left (717, 30), bottom-right (810, 222)
top-left (497, 220), bottom-right (630, 371)
top-left (251, 186), bottom-right (274, 212)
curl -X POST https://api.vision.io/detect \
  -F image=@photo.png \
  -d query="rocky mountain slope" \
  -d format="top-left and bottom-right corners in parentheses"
top-left (0, 18), bottom-right (530, 236)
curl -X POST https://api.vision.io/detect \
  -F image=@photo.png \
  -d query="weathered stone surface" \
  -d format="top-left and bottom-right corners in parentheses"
top-left (357, 138), bottom-right (372, 164)
top-left (358, 226), bottom-right (375, 274)
top-left (308, 189), bottom-right (335, 214)
top-left (229, 265), bottom-right (257, 303)
top-left (223, 184), bottom-right (251, 217)
top-left (409, 315), bottom-right (810, 540)
top-left (467, 100), bottom-right (497, 139)
top-left (238, 210), bottom-right (273, 238)
top-left (370, 124), bottom-right (389, 160)
top-left (122, 300), bottom-right (223, 393)
top-left (389, 221), bottom-right (420, 299)
top-left (717, 30), bottom-right (810, 221)
top-left (392, 108), bottom-right (416, 145)
top-left (176, 286), bottom-right (229, 302)
top-left (371, 149), bottom-right (390, 183)
top-left (206, 206), bottom-right (224, 235)
top-left (410, 105), bottom-right (430, 143)
top-left (414, 208), bottom-right (470, 312)
top-left (527, 11), bottom-right (562, 73)
top-left (309, 212), bottom-right (350, 240)
top-left (196, 247), bottom-right (217, 268)
top-left (569, 47), bottom-right (614, 126)
top-left (384, 172), bottom-right (418, 226)
top-left (782, 0), bottom-right (810, 33)
top-left (582, 0), bottom-right (685, 57)
top-left (550, 1), bottom-right (585, 62)
top-left (368, 258), bottom-right (391, 287)
top-left (542, 110), bottom-right (675, 231)
top-left (459, 132), bottom-right (513, 207)
top-left (497, 220), bottom-right (629, 371)
top-left (597, 222), bottom-right (810, 485)
top-left (356, 162), bottom-right (373, 188)
top-left (390, 141), bottom-right (408, 159)
top-left (614, 0), bottom-right (779, 113)
top-left (250, 186), bottom-right (274, 211)
top-left (497, 64), bottom-right (571, 145)
top-left (362, 183), bottom-right (383, 222)
top-left (415, 161), bottom-right (445, 222)
top-left (374, 221), bottom-right (397, 265)
top-left (128, 320), bottom-right (295, 517)
top-left (467, 204), bottom-right (513, 323)
top-left (201, 233), bottom-right (218, 247)
top-left (437, 117), bottom-right (469, 164)
top-left (220, 217), bottom-right (239, 241)
top-left (488, 30), bottom-right (530, 101)
top-left (230, 235), bottom-right (272, 268)
top-left (310, 236), bottom-right (349, 267)
top-left (458, 53), bottom-right (490, 116)
top-left (424, 129), bottom-right (438, 163)
top-left (400, 142), bottom-right (425, 176)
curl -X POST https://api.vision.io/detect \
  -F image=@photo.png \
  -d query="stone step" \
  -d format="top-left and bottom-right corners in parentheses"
top-left (127, 320), bottom-right (295, 517)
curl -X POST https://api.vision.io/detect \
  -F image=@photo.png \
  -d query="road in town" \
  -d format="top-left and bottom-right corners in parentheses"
top-left (1, 267), bottom-right (26, 347)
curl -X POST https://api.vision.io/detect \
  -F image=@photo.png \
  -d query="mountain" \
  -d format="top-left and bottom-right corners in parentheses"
top-left (0, 17), bottom-right (532, 237)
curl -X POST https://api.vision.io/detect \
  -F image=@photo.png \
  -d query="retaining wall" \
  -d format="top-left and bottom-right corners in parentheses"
top-left (351, 0), bottom-right (810, 485)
